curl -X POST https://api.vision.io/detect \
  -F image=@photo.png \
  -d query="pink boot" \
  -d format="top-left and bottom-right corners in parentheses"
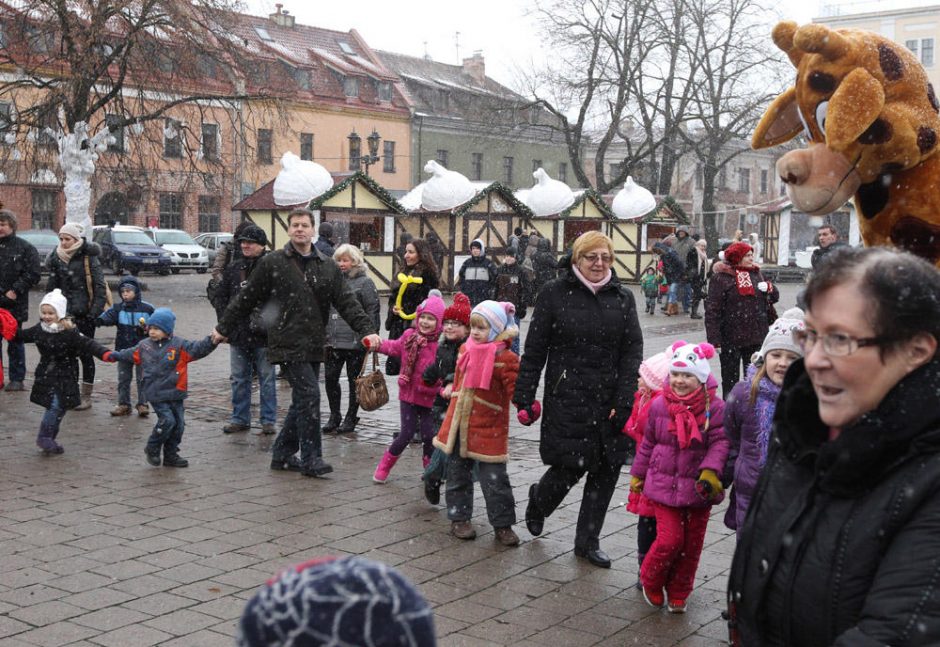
top-left (373, 450), bottom-right (400, 484)
top-left (422, 455), bottom-right (431, 470)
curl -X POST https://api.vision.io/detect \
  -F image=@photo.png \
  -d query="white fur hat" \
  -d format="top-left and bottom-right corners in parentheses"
top-left (40, 289), bottom-right (68, 320)
top-left (755, 307), bottom-right (805, 365)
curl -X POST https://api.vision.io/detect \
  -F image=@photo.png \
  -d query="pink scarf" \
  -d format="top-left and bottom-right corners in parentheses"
top-left (571, 264), bottom-right (612, 294)
top-left (400, 330), bottom-right (434, 385)
top-left (663, 383), bottom-right (710, 449)
top-left (456, 337), bottom-right (502, 390)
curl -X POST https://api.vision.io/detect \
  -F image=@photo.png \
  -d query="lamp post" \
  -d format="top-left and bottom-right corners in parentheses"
top-left (364, 128), bottom-right (381, 175)
top-left (348, 128), bottom-right (381, 175)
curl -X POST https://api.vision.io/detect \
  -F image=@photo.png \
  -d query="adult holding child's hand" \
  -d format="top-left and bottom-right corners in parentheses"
top-left (513, 231), bottom-right (643, 568)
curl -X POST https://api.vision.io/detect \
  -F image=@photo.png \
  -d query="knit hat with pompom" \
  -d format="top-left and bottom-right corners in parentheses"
top-left (443, 292), bottom-right (471, 327)
top-left (668, 340), bottom-right (717, 384)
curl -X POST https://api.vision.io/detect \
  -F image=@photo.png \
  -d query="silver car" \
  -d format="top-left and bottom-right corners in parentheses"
top-left (194, 232), bottom-right (234, 264)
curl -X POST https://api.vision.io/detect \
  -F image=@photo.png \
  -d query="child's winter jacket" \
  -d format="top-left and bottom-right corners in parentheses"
top-left (640, 272), bottom-right (664, 298)
top-left (423, 336), bottom-right (465, 413)
top-left (15, 324), bottom-right (109, 409)
top-left (379, 329), bottom-right (440, 408)
top-left (95, 275), bottom-right (154, 350)
top-left (0, 308), bottom-right (16, 389)
top-left (631, 377), bottom-right (729, 508)
top-left (723, 364), bottom-right (782, 531)
top-left (624, 388), bottom-right (661, 517)
top-left (111, 336), bottom-right (216, 403)
top-left (434, 334), bottom-right (519, 463)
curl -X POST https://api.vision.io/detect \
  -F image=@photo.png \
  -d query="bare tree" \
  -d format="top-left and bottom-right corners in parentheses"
top-left (679, 0), bottom-right (786, 250)
top-left (0, 0), bottom-right (281, 228)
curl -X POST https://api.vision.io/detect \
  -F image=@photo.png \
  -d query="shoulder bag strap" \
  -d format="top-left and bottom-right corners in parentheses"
top-left (83, 255), bottom-right (94, 301)
top-left (359, 351), bottom-right (380, 377)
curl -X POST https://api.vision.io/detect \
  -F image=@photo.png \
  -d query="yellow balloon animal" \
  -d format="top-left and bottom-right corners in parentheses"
top-left (394, 273), bottom-right (424, 320)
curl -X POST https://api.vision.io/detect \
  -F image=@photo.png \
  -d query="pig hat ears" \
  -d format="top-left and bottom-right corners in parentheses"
top-left (668, 340), bottom-right (717, 384)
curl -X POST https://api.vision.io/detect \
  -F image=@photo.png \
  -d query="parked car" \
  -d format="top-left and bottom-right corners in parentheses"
top-left (194, 232), bottom-right (234, 264)
top-left (92, 225), bottom-right (173, 276)
top-left (146, 228), bottom-right (210, 274)
top-left (17, 228), bottom-right (59, 270)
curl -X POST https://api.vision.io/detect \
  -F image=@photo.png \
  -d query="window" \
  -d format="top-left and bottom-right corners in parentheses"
top-left (338, 41), bottom-right (355, 55)
top-left (377, 81), bottom-right (392, 102)
top-left (383, 140), bottom-right (396, 173)
top-left (780, 182), bottom-right (787, 196)
top-left (163, 118), bottom-right (181, 158)
top-left (257, 128), bottom-right (272, 164)
top-left (348, 135), bottom-right (361, 171)
top-left (0, 101), bottom-right (12, 136)
top-left (719, 166), bottom-right (727, 189)
top-left (103, 114), bottom-right (124, 153)
top-left (198, 196), bottom-right (220, 233)
top-left (609, 162), bottom-right (623, 182)
top-left (31, 189), bottom-right (57, 229)
top-left (532, 159), bottom-right (542, 173)
top-left (907, 39), bottom-right (919, 57)
top-left (738, 168), bottom-right (750, 193)
top-left (159, 193), bottom-right (183, 229)
top-left (923, 38), bottom-right (934, 66)
top-left (472, 153), bottom-right (483, 181)
top-left (436, 149), bottom-right (449, 167)
top-left (695, 163), bottom-right (704, 189)
top-left (343, 76), bottom-right (359, 98)
top-left (760, 169), bottom-right (769, 194)
top-left (37, 106), bottom-right (57, 148)
top-left (503, 156), bottom-right (514, 185)
top-left (558, 162), bottom-right (567, 183)
top-left (201, 123), bottom-right (218, 161)
top-left (300, 133), bottom-right (314, 161)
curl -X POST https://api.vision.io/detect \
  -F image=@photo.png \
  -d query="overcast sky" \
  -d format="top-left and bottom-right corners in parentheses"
top-left (244, 1), bottom-right (939, 87)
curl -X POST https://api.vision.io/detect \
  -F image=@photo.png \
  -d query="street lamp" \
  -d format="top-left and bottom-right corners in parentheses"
top-left (348, 128), bottom-right (381, 175)
top-left (365, 128), bottom-right (381, 175)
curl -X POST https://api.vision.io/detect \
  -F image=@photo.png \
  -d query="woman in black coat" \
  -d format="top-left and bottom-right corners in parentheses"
top-left (727, 247), bottom-right (940, 646)
top-left (46, 224), bottom-right (107, 409)
top-left (384, 238), bottom-right (438, 375)
top-left (514, 231), bottom-right (643, 568)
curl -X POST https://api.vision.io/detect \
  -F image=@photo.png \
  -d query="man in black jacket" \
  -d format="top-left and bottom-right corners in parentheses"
top-left (0, 210), bottom-right (42, 391)
top-left (213, 210), bottom-right (380, 478)
top-left (810, 224), bottom-right (848, 270)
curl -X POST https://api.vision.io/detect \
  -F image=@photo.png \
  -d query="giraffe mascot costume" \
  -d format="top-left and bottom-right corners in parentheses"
top-left (753, 21), bottom-right (940, 266)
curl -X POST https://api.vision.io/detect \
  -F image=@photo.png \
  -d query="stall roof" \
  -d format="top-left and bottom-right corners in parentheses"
top-left (406, 181), bottom-right (534, 218)
top-left (307, 171), bottom-right (407, 213)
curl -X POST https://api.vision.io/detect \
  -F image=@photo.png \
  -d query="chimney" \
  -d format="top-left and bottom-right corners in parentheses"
top-left (462, 50), bottom-right (485, 86)
top-left (269, 4), bottom-right (295, 28)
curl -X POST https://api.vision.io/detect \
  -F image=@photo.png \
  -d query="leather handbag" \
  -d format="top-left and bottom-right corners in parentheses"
top-left (355, 352), bottom-right (389, 411)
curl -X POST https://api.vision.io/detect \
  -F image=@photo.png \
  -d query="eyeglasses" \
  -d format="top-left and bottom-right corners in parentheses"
top-left (581, 253), bottom-right (613, 265)
top-left (792, 328), bottom-right (883, 357)
top-left (442, 320), bottom-right (463, 327)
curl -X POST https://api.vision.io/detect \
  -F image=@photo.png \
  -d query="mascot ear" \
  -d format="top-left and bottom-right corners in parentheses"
top-left (752, 87), bottom-right (803, 149)
top-left (827, 68), bottom-right (885, 150)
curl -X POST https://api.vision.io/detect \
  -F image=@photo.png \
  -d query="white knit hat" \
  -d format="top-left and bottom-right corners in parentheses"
top-left (40, 289), bottom-right (68, 319)
top-left (59, 222), bottom-right (84, 240)
top-left (668, 340), bottom-right (717, 384)
top-left (755, 307), bottom-right (805, 365)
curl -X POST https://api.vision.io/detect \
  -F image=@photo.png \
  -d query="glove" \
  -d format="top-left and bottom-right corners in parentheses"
top-left (629, 476), bottom-right (644, 494)
top-left (516, 400), bottom-right (542, 426)
top-left (757, 281), bottom-right (769, 293)
top-left (102, 351), bottom-right (117, 363)
top-left (695, 468), bottom-right (723, 501)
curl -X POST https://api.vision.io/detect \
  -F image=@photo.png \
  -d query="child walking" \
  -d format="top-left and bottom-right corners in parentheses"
top-left (371, 291), bottom-right (446, 483)
top-left (14, 290), bottom-right (112, 454)
top-left (434, 301), bottom-right (520, 546)
top-left (723, 308), bottom-right (804, 535)
top-left (622, 348), bottom-right (672, 585)
top-left (421, 292), bottom-right (471, 504)
top-left (630, 340), bottom-right (728, 613)
top-left (109, 307), bottom-right (218, 467)
top-left (640, 267), bottom-right (664, 315)
top-left (96, 275), bottom-right (154, 417)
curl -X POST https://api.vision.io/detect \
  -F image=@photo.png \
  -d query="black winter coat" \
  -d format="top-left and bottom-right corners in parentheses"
top-left (215, 251), bottom-right (269, 349)
top-left (217, 243), bottom-right (376, 363)
top-left (705, 262), bottom-right (779, 349)
top-left (514, 259), bottom-right (643, 469)
top-left (423, 336), bottom-right (464, 412)
top-left (0, 234), bottom-right (42, 322)
top-left (46, 242), bottom-right (107, 320)
top-left (653, 243), bottom-right (685, 284)
top-left (728, 358), bottom-right (940, 646)
top-left (15, 324), bottom-right (109, 409)
top-left (458, 255), bottom-right (497, 306)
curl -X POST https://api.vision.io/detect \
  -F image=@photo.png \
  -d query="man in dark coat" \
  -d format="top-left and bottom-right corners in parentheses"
top-left (314, 221), bottom-right (335, 260)
top-left (456, 238), bottom-right (497, 306)
top-left (810, 224), bottom-right (848, 270)
top-left (214, 209), bottom-right (380, 478)
top-left (0, 209), bottom-right (41, 391)
top-left (672, 225), bottom-right (695, 312)
top-left (652, 242), bottom-right (686, 315)
top-left (514, 248), bottom-right (643, 568)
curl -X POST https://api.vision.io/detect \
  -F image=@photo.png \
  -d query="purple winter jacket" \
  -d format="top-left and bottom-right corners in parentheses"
top-left (630, 377), bottom-right (729, 508)
top-left (379, 329), bottom-right (440, 408)
top-left (722, 365), bottom-right (781, 532)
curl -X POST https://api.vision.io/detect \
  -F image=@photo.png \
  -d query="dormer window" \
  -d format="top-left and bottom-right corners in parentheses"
top-left (343, 76), bottom-right (359, 98)
top-left (254, 26), bottom-right (273, 42)
top-left (377, 81), bottom-right (392, 102)
top-left (338, 41), bottom-right (355, 55)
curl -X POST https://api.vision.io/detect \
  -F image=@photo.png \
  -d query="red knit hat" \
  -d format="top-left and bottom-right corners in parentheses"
top-left (724, 242), bottom-right (753, 266)
top-left (443, 293), bottom-right (471, 326)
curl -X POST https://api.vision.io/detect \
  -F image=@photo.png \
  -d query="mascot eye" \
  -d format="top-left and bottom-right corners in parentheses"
top-left (815, 100), bottom-right (829, 135)
top-left (686, 353), bottom-right (696, 363)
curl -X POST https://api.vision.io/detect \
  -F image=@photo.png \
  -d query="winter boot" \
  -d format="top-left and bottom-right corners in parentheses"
top-left (373, 450), bottom-right (400, 484)
top-left (689, 303), bottom-right (703, 319)
top-left (136, 403), bottom-right (150, 417)
top-left (36, 430), bottom-right (58, 454)
top-left (110, 404), bottom-right (132, 416)
top-left (322, 411), bottom-right (342, 434)
top-left (665, 303), bottom-right (680, 316)
top-left (73, 382), bottom-right (93, 411)
top-left (337, 403), bottom-right (360, 434)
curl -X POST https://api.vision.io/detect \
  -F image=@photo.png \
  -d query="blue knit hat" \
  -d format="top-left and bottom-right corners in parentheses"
top-left (237, 556), bottom-right (436, 647)
top-left (471, 300), bottom-right (518, 342)
top-left (147, 307), bottom-right (175, 335)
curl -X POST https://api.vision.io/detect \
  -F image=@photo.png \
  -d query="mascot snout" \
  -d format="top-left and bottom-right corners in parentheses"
top-left (777, 143), bottom-right (861, 215)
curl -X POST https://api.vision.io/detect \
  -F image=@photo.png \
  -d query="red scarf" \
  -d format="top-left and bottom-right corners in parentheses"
top-left (734, 267), bottom-right (755, 296)
top-left (400, 330), bottom-right (434, 385)
top-left (456, 337), bottom-right (503, 390)
top-left (663, 383), bottom-right (711, 449)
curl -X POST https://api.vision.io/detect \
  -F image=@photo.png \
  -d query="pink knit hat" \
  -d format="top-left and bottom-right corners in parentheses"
top-left (414, 289), bottom-right (446, 335)
top-left (639, 349), bottom-right (672, 391)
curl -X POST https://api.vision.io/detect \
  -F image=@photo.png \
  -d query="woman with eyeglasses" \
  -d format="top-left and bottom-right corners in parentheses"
top-left (513, 231), bottom-right (643, 568)
top-left (726, 246), bottom-right (940, 646)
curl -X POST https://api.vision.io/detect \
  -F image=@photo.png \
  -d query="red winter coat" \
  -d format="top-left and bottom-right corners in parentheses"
top-left (434, 336), bottom-right (519, 463)
top-left (624, 388), bottom-right (660, 517)
top-left (0, 308), bottom-right (16, 389)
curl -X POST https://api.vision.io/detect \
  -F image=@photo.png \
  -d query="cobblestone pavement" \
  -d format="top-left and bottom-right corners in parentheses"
top-left (0, 273), bottom-right (802, 646)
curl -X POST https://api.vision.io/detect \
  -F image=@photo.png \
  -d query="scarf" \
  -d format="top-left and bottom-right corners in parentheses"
top-left (571, 264), bottom-right (612, 294)
top-left (56, 237), bottom-right (83, 264)
top-left (734, 266), bottom-right (755, 296)
top-left (456, 337), bottom-right (502, 390)
top-left (695, 246), bottom-right (709, 274)
top-left (745, 365), bottom-right (781, 466)
top-left (400, 328), bottom-right (434, 385)
top-left (40, 322), bottom-right (65, 333)
top-left (624, 388), bottom-right (660, 443)
top-left (663, 383), bottom-right (710, 449)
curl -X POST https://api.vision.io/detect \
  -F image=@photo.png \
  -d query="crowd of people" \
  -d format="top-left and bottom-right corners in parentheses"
top-left (3, 204), bottom-right (940, 645)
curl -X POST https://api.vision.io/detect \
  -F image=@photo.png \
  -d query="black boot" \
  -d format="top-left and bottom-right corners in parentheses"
top-left (690, 303), bottom-right (703, 319)
top-left (322, 411), bottom-right (342, 434)
top-left (337, 413), bottom-right (359, 434)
